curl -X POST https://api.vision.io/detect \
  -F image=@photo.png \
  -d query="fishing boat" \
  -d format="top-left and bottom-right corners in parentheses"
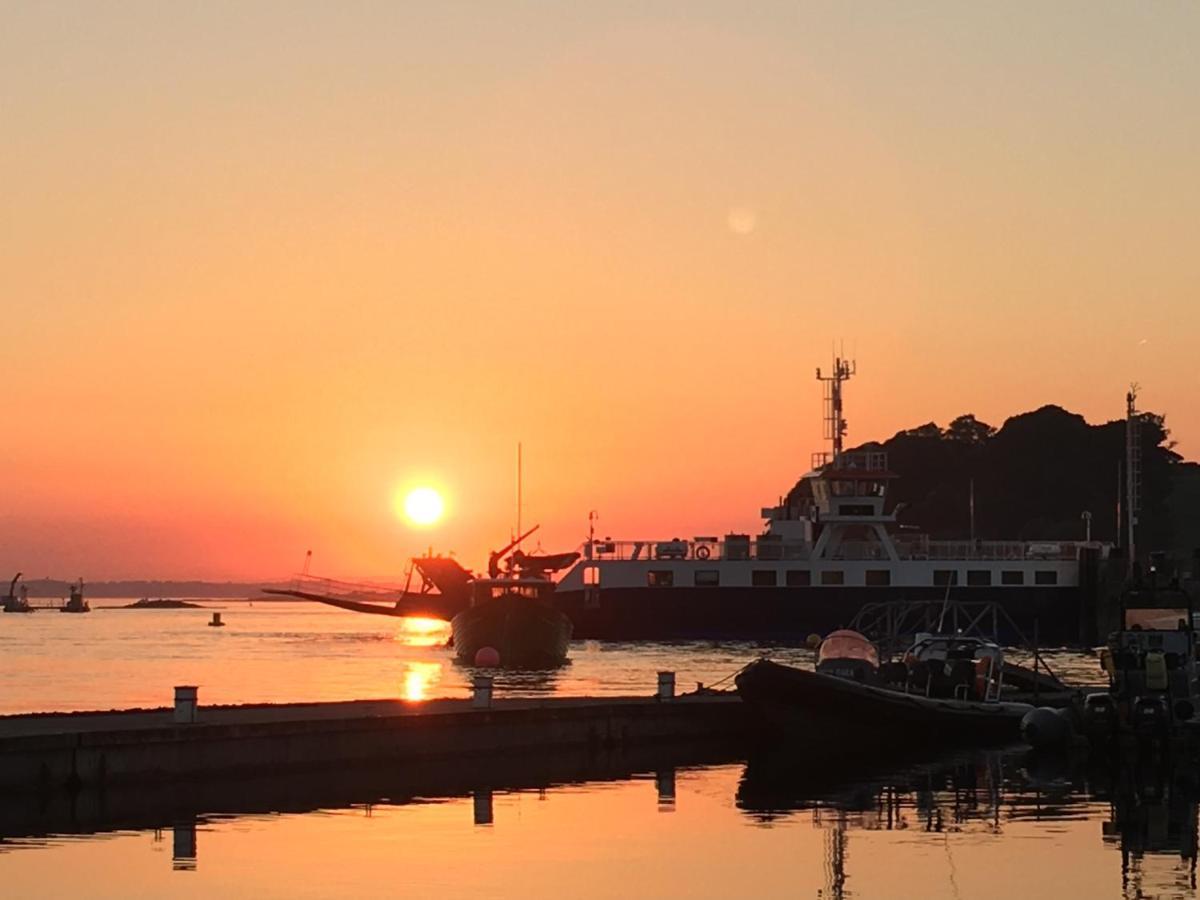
top-left (450, 576), bottom-right (573, 669)
top-left (266, 526), bottom-right (577, 668)
top-left (444, 526), bottom-right (576, 668)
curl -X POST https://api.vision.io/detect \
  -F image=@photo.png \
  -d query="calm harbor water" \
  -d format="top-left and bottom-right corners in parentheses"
top-left (0, 599), bottom-right (1105, 715)
top-left (4, 600), bottom-right (1162, 899)
top-left (3, 745), bottom-right (1197, 899)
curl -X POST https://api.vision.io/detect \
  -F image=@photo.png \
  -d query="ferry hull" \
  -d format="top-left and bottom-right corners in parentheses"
top-left (553, 585), bottom-right (1086, 645)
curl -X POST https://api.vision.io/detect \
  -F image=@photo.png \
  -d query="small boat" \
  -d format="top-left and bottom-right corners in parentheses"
top-left (450, 576), bottom-right (573, 669)
top-left (3, 574), bottom-right (34, 613)
top-left (736, 628), bottom-right (1034, 746)
top-left (1079, 569), bottom-right (1200, 740)
top-left (60, 579), bottom-right (90, 613)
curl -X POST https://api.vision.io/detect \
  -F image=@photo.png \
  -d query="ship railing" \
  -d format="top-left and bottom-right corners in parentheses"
top-left (811, 450), bottom-right (889, 472)
top-left (892, 539), bottom-right (1081, 561)
top-left (289, 572), bottom-right (406, 600)
top-left (584, 539), bottom-right (812, 563)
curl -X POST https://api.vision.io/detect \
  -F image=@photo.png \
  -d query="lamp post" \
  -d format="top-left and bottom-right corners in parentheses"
top-left (1081, 510), bottom-right (1092, 544)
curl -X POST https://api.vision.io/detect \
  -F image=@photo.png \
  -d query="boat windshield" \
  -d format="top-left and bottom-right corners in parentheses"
top-left (1125, 608), bottom-right (1189, 631)
top-left (818, 630), bottom-right (879, 668)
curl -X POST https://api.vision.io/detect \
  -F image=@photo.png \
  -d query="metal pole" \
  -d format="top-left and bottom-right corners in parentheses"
top-left (1033, 619), bottom-right (1040, 704)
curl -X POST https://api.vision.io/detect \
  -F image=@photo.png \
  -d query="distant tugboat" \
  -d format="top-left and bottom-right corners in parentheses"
top-left (60, 579), bottom-right (90, 613)
top-left (3, 574), bottom-right (34, 613)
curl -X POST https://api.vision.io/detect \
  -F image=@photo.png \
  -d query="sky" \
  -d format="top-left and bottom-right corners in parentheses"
top-left (2, 2), bottom-right (1198, 580)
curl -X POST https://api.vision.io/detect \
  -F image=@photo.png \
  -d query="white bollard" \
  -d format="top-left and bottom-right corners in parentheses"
top-left (174, 686), bottom-right (198, 724)
top-left (657, 671), bottom-right (675, 700)
top-left (472, 674), bottom-right (493, 709)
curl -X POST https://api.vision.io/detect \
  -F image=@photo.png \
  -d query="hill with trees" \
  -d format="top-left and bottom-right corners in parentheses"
top-left (787, 405), bottom-right (1196, 562)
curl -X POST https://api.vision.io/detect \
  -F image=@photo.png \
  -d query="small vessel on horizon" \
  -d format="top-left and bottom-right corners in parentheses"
top-left (3, 574), bottom-right (34, 613)
top-left (60, 579), bottom-right (90, 613)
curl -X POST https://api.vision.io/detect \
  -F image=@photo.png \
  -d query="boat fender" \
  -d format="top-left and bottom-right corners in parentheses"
top-left (1020, 707), bottom-right (1073, 749)
top-left (973, 658), bottom-right (989, 699)
top-left (695, 545), bottom-right (711, 560)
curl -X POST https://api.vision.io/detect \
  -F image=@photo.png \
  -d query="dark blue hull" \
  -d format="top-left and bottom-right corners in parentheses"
top-left (553, 585), bottom-right (1088, 645)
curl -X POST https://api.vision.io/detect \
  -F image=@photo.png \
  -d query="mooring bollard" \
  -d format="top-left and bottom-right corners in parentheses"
top-left (472, 674), bottom-right (493, 709)
top-left (657, 671), bottom-right (675, 700)
top-left (174, 685), bottom-right (198, 724)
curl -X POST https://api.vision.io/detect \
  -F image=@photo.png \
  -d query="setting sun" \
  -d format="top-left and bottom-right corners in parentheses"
top-left (402, 487), bottom-right (444, 527)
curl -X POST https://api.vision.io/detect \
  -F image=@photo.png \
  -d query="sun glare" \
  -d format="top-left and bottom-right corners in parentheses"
top-left (402, 486), bottom-right (444, 526)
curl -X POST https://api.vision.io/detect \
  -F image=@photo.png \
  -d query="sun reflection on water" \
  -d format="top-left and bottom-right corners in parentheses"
top-left (402, 661), bottom-right (444, 701)
top-left (394, 617), bottom-right (452, 647)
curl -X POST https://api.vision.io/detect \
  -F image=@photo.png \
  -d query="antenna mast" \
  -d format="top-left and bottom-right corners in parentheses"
top-left (816, 357), bottom-right (856, 465)
top-left (516, 442), bottom-right (523, 551)
top-left (1125, 386), bottom-right (1141, 573)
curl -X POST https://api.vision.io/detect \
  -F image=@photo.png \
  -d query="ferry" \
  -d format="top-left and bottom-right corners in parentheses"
top-left (551, 359), bottom-right (1111, 644)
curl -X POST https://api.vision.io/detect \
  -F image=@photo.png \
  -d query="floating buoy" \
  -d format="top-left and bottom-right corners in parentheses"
top-left (1020, 706), bottom-right (1072, 749)
top-left (806, 633), bottom-right (822, 650)
top-left (208, 612), bottom-right (225, 628)
top-left (474, 646), bottom-right (500, 667)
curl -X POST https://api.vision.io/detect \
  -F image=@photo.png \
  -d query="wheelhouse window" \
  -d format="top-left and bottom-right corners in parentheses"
top-left (694, 570), bottom-right (720, 587)
top-left (967, 570), bottom-right (992, 587)
top-left (786, 569), bottom-right (811, 587)
top-left (1001, 570), bottom-right (1025, 586)
top-left (865, 569), bottom-right (891, 587)
top-left (820, 570), bottom-right (845, 586)
top-left (933, 570), bottom-right (959, 587)
top-left (648, 570), bottom-right (674, 587)
top-left (1035, 570), bottom-right (1058, 586)
top-left (751, 570), bottom-right (777, 587)
top-left (837, 504), bottom-right (874, 516)
top-left (583, 566), bottom-right (600, 586)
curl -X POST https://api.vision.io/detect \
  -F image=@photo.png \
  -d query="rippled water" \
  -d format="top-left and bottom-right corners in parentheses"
top-left (0, 600), bottom-right (1105, 714)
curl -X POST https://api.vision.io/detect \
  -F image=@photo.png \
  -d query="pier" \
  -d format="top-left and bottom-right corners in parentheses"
top-left (0, 690), bottom-right (752, 796)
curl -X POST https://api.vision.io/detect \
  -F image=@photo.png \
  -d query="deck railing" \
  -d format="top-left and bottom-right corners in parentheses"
top-left (583, 538), bottom-right (1083, 563)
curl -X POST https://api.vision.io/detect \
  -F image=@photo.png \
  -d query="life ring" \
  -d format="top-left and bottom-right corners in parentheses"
top-left (695, 545), bottom-right (711, 560)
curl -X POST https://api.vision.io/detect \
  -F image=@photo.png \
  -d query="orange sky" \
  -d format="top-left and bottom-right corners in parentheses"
top-left (2, 3), bottom-right (1198, 580)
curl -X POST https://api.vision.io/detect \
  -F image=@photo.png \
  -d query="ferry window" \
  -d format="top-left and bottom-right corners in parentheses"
top-left (786, 570), bottom-right (811, 587)
top-left (583, 566), bottom-right (600, 586)
top-left (694, 570), bottom-right (720, 587)
top-left (838, 504), bottom-right (874, 516)
top-left (933, 570), bottom-right (959, 586)
top-left (1002, 570), bottom-right (1025, 586)
top-left (967, 570), bottom-right (992, 587)
top-left (1035, 570), bottom-right (1058, 586)
top-left (648, 570), bottom-right (674, 588)
top-left (751, 570), bottom-right (777, 587)
top-left (865, 569), bottom-right (891, 586)
top-left (820, 570), bottom-right (845, 586)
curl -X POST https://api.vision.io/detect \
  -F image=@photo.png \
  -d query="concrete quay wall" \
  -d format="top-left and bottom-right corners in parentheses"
top-left (0, 695), bottom-right (752, 795)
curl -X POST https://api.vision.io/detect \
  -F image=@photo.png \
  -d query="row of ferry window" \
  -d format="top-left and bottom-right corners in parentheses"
top-left (640, 569), bottom-right (1060, 588)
